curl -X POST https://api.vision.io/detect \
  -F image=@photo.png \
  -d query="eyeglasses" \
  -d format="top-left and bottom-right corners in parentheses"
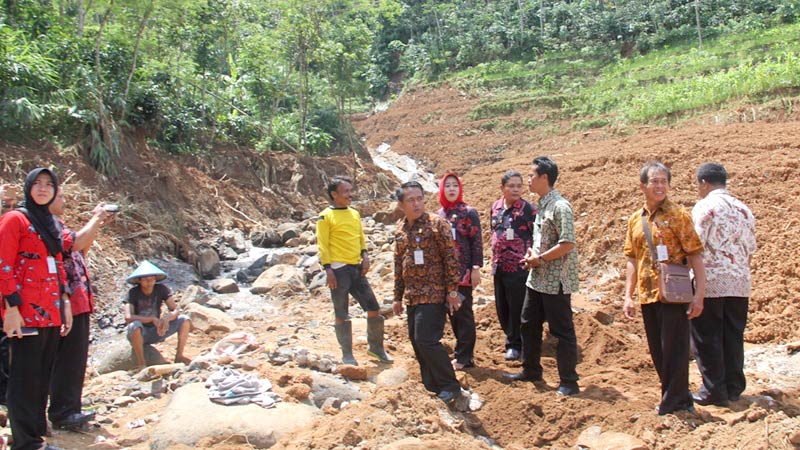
top-left (647, 179), bottom-right (669, 186)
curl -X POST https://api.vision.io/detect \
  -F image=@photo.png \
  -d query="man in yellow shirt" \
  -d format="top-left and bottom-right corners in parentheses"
top-left (317, 176), bottom-right (392, 365)
top-left (623, 161), bottom-right (706, 415)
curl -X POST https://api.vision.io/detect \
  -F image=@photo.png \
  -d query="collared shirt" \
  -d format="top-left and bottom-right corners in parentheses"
top-left (692, 189), bottom-right (756, 298)
top-left (490, 198), bottom-right (537, 274)
top-left (316, 206), bottom-right (367, 267)
top-left (394, 213), bottom-right (460, 306)
top-left (437, 202), bottom-right (483, 287)
top-left (526, 189), bottom-right (579, 295)
top-left (0, 210), bottom-right (71, 327)
top-left (624, 198), bottom-right (704, 305)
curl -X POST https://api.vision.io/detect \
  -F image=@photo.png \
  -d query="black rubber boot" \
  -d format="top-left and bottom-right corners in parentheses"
top-left (334, 321), bottom-right (358, 366)
top-left (367, 316), bottom-right (393, 363)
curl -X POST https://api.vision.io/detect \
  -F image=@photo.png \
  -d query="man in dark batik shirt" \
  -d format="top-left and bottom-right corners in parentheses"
top-left (490, 170), bottom-right (537, 360)
top-left (393, 181), bottom-right (463, 404)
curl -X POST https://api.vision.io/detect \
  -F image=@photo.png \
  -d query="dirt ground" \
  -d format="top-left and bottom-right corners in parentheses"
top-left (1, 83), bottom-right (799, 449)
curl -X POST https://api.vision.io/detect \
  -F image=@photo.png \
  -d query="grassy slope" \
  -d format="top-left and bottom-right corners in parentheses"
top-left (438, 22), bottom-right (800, 126)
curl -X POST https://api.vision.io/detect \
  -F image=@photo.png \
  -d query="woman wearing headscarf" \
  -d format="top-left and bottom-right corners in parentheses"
top-left (0, 167), bottom-right (73, 450)
top-left (437, 172), bottom-right (482, 370)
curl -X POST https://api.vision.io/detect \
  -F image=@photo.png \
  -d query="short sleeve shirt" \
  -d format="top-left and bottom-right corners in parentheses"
top-left (692, 189), bottom-right (756, 298)
top-left (125, 283), bottom-right (171, 319)
top-left (526, 189), bottom-right (580, 295)
top-left (624, 199), bottom-right (704, 305)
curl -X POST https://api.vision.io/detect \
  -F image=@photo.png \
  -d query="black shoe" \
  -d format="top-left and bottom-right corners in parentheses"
top-left (502, 371), bottom-right (542, 382)
top-left (51, 411), bottom-right (95, 430)
top-left (692, 393), bottom-right (728, 407)
top-left (504, 348), bottom-right (520, 360)
top-left (556, 383), bottom-right (580, 397)
top-left (437, 390), bottom-right (460, 404)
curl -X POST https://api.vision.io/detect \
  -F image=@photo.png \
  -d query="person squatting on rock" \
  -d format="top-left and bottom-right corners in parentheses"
top-left (690, 163), bottom-right (756, 407)
top-left (505, 157), bottom-right (581, 396)
top-left (0, 181), bottom-right (20, 406)
top-left (623, 161), bottom-right (706, 415)
top-left (315, 176), bottom-right (392, 365)
top-left (490, 170), bottom-right (537, 361)
top-left (436, 172), bottom-right (482, 371)
top-left (47, 188), bottom-right (115, 431)
top-left (0, 168), bottom-right (73, 450)
top-left (123, 261), bottom-right (192, 369)
top-left (393, 181), bottom-right (463, 404)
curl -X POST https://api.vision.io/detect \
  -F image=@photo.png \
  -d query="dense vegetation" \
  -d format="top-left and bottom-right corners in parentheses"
top-left (2, 0), bottom-right (799, 171)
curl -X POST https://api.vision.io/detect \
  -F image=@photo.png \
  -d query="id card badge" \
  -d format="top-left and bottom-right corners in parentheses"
top-left (413, 249), bottom-right (424, 265)
top-left (656, 244), bottom-right (669, 262)
top-left (505, 228), bottom-right (514, 240)
top-left (46, 256), bottom-right (57, 274)
top-left (452, 228), bottom-right (457, 240)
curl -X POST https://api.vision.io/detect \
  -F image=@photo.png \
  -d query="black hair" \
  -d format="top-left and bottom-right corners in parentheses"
top-left (639, 161), bottom-right (671, 184)
top-left (500, 170), bottom-right (523, 186)
top-left (532, 156), bottom-right (559, 186)
top-left (396, 181), bottom-right (424, 202)
top-left (696, 163), bottom-right (727, 186)
top-left (327, 176), bottom-right (353, 200)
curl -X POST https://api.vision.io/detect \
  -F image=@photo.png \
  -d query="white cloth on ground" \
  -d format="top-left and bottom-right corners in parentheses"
top-left (206, 367), bottom-right (281, 408)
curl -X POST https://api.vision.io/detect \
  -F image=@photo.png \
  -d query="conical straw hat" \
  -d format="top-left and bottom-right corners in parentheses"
top-left (126, 260), bottom-right (168, 284)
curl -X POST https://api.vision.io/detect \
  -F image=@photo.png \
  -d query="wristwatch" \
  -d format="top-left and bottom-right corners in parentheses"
top-left (448, 291), bottom-right (458, 298)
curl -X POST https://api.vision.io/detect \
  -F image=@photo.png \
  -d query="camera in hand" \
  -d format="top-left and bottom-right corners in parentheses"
top-left (103, 203), bottom-right (120, 213)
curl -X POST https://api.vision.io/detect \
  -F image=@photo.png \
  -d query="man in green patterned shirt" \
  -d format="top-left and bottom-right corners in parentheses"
top-left (505, 156), bottom-right (581, 397)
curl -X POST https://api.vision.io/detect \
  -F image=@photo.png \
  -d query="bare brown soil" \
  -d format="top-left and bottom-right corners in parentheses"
top-left (1, 83), bottom-right (799, 449)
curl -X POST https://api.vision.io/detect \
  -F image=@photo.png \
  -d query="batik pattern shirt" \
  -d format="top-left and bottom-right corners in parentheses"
top-left (0, 211), bottom-right (70, 327)
top-left (526, 189), bottom-right (580, 295)
top-left (624, 199), bottom-right (704, 305)
top-left (490, 198), bottom-right (537, 274)
top-left (692, 189), bottom-right (756, 298)
top-left (437, 203), bottom-right (483, 287)
top-left (394, 213), bottom-right (460, 306)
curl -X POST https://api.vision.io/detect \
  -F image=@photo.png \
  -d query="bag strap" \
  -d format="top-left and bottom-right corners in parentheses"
top-left (641, 209), bottom-right (659, 267)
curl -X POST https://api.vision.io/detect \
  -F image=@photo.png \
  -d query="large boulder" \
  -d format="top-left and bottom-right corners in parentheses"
top-left (90, 335), bottom-right (168, 374)
top-left (210, 278), bottom-right (239, 294)
top-left (250, 264), bottom-right (307, 295)
top-left (576, 426), bottom-right (649, 450)
top-left (250, 228), bottom-right (282, 248)
top-left (196, 246), bottom-right (221, 279)
top-left (185, 303), bottom-right (237, 333)
top-left (150, 383), bottom-right (319, 450)
top-left (310, 372), bottom-right (365, 408)
top-left (223, 229), bottom-right (248, 254)
top-left (236, 253), bottom-right (276, 283)
top-left (276, 223), bottom-right (302, 243)
top-left (373, 202), bottom-right (403, 225)
top-left (178, 285), bottom-right (212, 309)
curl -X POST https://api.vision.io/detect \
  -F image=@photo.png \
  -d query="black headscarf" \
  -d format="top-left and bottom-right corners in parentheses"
top-left (18, 168), bottom-right (63, 257)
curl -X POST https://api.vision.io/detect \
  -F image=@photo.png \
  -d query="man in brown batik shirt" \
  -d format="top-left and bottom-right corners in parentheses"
top-left (393, 181), bottom-right (462, 404)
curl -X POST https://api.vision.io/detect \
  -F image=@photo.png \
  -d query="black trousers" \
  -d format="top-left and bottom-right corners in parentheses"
top-left (49, 312), bottom-right (91, 422)
top-left (7, 326), bottom-right (60, 450)
top-left (407, 303), bottom-right (460, 395)
top-left (691, 297), bottom-right (748, 401)
top-left (642, 302), bottom-right (693, 414)
top-left (0, 323), bottom-right (8, 405)
top-left (449, 286), bottom-right (476, 365)
top-left (493, 270), bottom-right (528, 351)
top-left (519, 286), bottom-right (579, 384)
